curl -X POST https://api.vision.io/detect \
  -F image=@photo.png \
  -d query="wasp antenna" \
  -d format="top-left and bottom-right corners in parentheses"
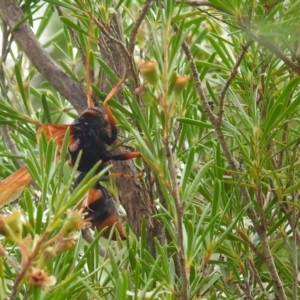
top-left (102, 76), bottom-right (127, 134)
top-left (86, 21), bottom-right (94, 108)
top-left (103, 76), bottom-right (127, 105)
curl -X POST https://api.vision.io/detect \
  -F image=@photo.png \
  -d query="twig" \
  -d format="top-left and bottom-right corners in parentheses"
top-left (0, 0), bottom-right (86, 113)
top-left (248, 258), bottom-right (272, 300)
top-left (81, 228), bottom-right (106, 257)
top-left (0, 19), bottom-right (13, 90)
top-left (91, 16), bottom-right (132, 70)
top-left (236, 229), bottom-right (265, 261)
top-left (86, 5), bottom-right (140, 89)
top-left (180, 30), bottom-right (287, 300)
top-left (217, 40), bottom-right (252, 124)
top-left (239, 274), bottom-right (254, 300)
top-left (128, 0), bottom-right (155, 56)
top-left (10, 232), bottom-right (48, 300)
top-left (2, 125), bottom-right (24, 167)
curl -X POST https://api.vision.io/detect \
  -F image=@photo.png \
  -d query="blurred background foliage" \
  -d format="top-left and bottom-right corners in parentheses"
top-left (0, 0), bottom-right (300, 299)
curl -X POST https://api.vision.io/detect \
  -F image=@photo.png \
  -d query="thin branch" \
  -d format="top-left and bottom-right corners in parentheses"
top-left (180, 31), bottom-right (287, 300)
top-left (0, 0), bottom-right (86, 113)
top-left (91, 12), bottom-right (139, 88)
top-left (236, 229), bottom-right (265, 261)
top-left (217, 40), bottom-right (253, 123)
top-left (239, 274), bottom-right (254, 300)
top-left (92, 17), bottom-right (131, 71)
top-left (248, 258), bottom-right (272, 300)
top-left (128, 0), bottom-right (155, 56)
top-left (0, 19), bottom-right (13, 91)
top-left (81, 229), bottom-right (106, 257)
top-left (2, 125), bottom-right (24, 167)
top-left (10, 233), bottom-right (48, 300)
top-left (252, 35), bottom-right (300, 75)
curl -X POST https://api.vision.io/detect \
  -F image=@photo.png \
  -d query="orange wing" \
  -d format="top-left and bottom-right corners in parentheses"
top-left (37, 124), bottom-right (73, 150)
top-left (0, 167), bottom-right (32, 208)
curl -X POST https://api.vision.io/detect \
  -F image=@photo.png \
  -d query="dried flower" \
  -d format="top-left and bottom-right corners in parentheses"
top-left (28, 268), bottom-right (56, 288)
top-left (53, 237), bottom-right (75, 254)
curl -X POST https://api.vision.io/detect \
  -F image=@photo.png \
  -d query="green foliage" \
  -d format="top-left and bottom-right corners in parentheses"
top-left (0, 0), bottom-right (300, 299)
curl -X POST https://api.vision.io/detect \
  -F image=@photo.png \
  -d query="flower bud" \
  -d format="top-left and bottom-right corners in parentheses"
top-left (173, 75), bottom-right (190, 96)
top-left (138, 60), bottom-right (160, 87)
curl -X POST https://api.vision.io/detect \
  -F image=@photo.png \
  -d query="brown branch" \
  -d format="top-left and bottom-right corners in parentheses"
top-left (248, 258), bottom-right (272, 300)
top-left (0, 19), bottom-right (13, 91)
top-left (180, 32), bottom-right (287, 300)
top-left (92, 15), bottom-right (132, 72)
top-left (81, 228), bottom-right (106, 257)
top-left (252, 35), bottom-right (300, 75)
top-left (10, 232), bottom-right (48, 300)
top-left (128, 0), bottom-right (155, 56)
top-left (94, 16), bottom-right (138, 90)
top-left (217, 40), bottom-right (252, 123)
top-left (0, 0), bottom-right (86, 114)
top-left (2, 125), bottom-right (24, 167)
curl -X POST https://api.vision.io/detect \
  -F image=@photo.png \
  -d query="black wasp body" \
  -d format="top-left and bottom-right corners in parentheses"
top-left (69, 107), bottom-right (116, 172)
top-left (68, 106), bottom-right (141, 173)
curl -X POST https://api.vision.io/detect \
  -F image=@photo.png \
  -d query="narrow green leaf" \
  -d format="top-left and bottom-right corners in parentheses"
top-left (176, 117), bottom-right (213, 129)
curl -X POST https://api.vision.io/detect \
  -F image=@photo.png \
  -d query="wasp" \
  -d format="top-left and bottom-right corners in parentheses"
top-left (0, 77), bottom-right (142, 207)
top-left (75, 173), bottom-right (126, 240)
